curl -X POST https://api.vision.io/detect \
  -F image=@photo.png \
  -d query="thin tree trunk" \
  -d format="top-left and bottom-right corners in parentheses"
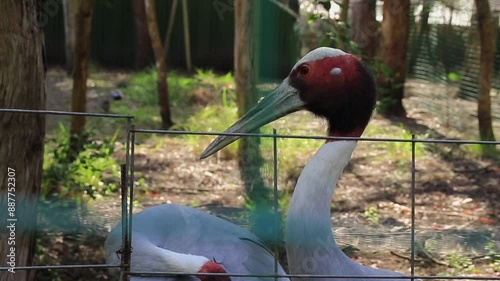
top-left (474, 0), bottom-right (497, 155)
top-left (145, 0), bottom-right (174, 129)
top-left (235, 0), bottom-right (264, 197)
top-left (132, 0), bottom-right (151, 69)
top-left (377, 0), bottom-right (410, 116)
top-left (337, 0), bottom-right (350, 51)
top-left (181, 0), bottom-right (192, 73)
top-left (164, 0), bottom-right (179, 57)
top-left (0, 1), bottom-right (46, 281)
top-left (62, 0), bottom-right (77, 74)
top-left (69, 0), bottom-right (95, 159)
top-left (234, 0), bottom-right (278, 245)
top-left (235, 0), bottom-right (256, 120)
top-left (339, 0), bottom-right (349, 22)
top-left (350, 0), bottom-right (378, 60)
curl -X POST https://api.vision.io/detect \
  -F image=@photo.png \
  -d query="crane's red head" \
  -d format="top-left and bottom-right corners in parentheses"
top-left (288, 48), bottom-right (376, 138)
top-left (201, 47), bottom-right (376, 159)
top-left (198, 261), bottom-right (231, 281)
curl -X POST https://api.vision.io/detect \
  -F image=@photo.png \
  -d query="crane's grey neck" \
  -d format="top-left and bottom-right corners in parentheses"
top-left (130, 232), bottom-right (209, 273)
top-left (285, 141), bottom-right (357, 278)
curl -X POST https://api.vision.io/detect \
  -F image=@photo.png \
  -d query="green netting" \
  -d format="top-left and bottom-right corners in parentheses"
top-left (407, 3), bottom-right (499, 124)
top-left (408, 10), bottom-right (500, 99)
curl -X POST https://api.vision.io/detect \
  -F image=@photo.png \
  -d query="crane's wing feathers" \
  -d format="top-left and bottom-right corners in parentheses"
top-left (106, 204), bottom-right (288, 281)
top-left (238, 237), bottom-right (274, 256)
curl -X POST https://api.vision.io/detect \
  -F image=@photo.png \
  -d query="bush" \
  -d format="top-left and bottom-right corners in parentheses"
top-left (42, 124), bottom-right (120, 206)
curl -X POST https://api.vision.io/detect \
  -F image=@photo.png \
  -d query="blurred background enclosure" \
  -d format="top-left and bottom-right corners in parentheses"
top-left (43, 0), bottom-right (500, 130)
top-left (1, 1), bottom-right (499, 281)
top-left (44, 0), bottom-right (500, 84)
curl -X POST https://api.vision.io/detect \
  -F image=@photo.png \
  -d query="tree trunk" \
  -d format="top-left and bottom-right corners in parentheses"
top-left (164, 0), bottom-right (179, 57)
top-left (377, 0), bottom-right (410, 116)
top-left (0, 1), bottom-right (46, 281)
top-left (337, 0), bottom-right (350, 51)
top-left (181, 0), bottom-right (193, 73)
top-left (69, 0), bottom-right (95, 159)
top-left (62, 0), bottom-right (77, 74)
top-left (350, 0), bottom-right (378, 60)
top-left (235, 0), bottom-right (263, 197)
top-left (234, 0), bottom-right (264, 199)
top-left (235, 0), bottom-right (278, 244)
top-left (144, 0), bottom-right (174, 129)
top-left (339, 0), bottom-right (349, 22)
top-left (132, 0), bottom-right (151, 69)
top-left (474, 0), bottom-right (497, 155)
top-left (235, 0), bottom-right (256, 120)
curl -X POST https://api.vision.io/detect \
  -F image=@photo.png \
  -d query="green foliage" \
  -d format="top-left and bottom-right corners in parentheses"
top-left (478, 144), bottom-right (499, 159)
top-left (463, 143), bottom-right (499, 159)
top-left (438, 253), bottom-right (477, 276)
top-left (298, 2), bottom-right (355, 52)
top-left (371, 62), bottom-right (404, 115)
top-left (486, 241), bottom-right (500, 272)
top-left (124, 68), bottom-right (195, 107)
top-left (115, 68), bottom-right (237, 132)
top-left (42, 124), bottom-right (120, 206)
top-left (172, 105), bottom-right (238, 154)
top-left (437, 142), bottom-right (499, 161)
top-left (124, 67), bottom-right (235, 107)
top-left (194, 69), bottom-right (235, 106)
top-left (364, 206), bottom-right (382, 224)
top-left (365, 125), bottom-right (429, 168)
top-left (447, 72), bottom-right (461, 81)
top-left (121, 67), bottom-right (235, 110)
top-left (446, 253), bottom-right (473, 270)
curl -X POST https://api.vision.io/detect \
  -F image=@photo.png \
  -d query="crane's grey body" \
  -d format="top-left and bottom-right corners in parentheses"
top-left (106, 204), bottom-right (289, 281)
top-left (286, 141), bottom-right (409, 281)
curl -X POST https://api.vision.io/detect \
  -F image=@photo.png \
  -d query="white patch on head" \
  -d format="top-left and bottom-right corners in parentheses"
top-left (330, 67), bottom-right (342, 76)
top-left (293, 47), bottom-right (346, 70)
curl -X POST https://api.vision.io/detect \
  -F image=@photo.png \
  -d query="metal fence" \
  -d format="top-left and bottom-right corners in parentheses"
top-left (0, 108), bottom-right (499, 281)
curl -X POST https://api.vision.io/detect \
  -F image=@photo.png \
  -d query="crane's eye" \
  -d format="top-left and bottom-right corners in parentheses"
top-left (298, 64), bottom-right (311, 77)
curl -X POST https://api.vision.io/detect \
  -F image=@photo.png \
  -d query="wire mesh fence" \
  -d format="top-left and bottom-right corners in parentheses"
top-left (406, 1), bottom-right (500, 125)
top-left (0, 108), bottom-right (499, 281)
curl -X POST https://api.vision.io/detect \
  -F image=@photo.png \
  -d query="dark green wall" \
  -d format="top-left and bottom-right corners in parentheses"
top-left (44, 0), bottom-right (298, 77)
top-left (257, 0), bottom-right (299, 79)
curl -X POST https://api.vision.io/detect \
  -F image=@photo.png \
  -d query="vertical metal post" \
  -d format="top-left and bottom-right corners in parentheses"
top-left (410, 134), bottom-right (416, 279)
top-left (272, 128), bottom-right (279, 281)
top-left (119, 164), bottom-right (129, 281)
top-left (120, 117), bottom-right (133, 281)
top-left (125, 117), bottom-right (132, 188)
top-left (127, 125), bottom-right (136, 278)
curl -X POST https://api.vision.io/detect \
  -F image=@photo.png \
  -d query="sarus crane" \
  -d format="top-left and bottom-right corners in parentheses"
top-left (106, 203), bottom-right (289, 281)
top-left (201, 47), bottom-right (409, 281)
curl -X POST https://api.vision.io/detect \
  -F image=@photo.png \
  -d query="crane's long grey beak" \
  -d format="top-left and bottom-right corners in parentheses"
top-left (200, 79), bottom-right (305, 159)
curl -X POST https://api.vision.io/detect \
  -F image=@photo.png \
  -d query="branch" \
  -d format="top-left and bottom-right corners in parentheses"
top-left (267, 0), bottom-right (300, 19)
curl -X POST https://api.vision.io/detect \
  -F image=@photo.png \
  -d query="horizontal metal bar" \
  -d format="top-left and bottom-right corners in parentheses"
top-left (1, 264), bottom-right (498, 280)
top-left (0, 108), bottom-right (134, 119)
top-left (128, 271), bottom-right (500, 280)
top-left (132, 129), bottom-right (500, 145)
top-left (0, 264), bottom-right (121, 271)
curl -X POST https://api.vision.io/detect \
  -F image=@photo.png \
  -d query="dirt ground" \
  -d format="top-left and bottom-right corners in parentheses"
top-left (35, 69), bottom-right (499, 280)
